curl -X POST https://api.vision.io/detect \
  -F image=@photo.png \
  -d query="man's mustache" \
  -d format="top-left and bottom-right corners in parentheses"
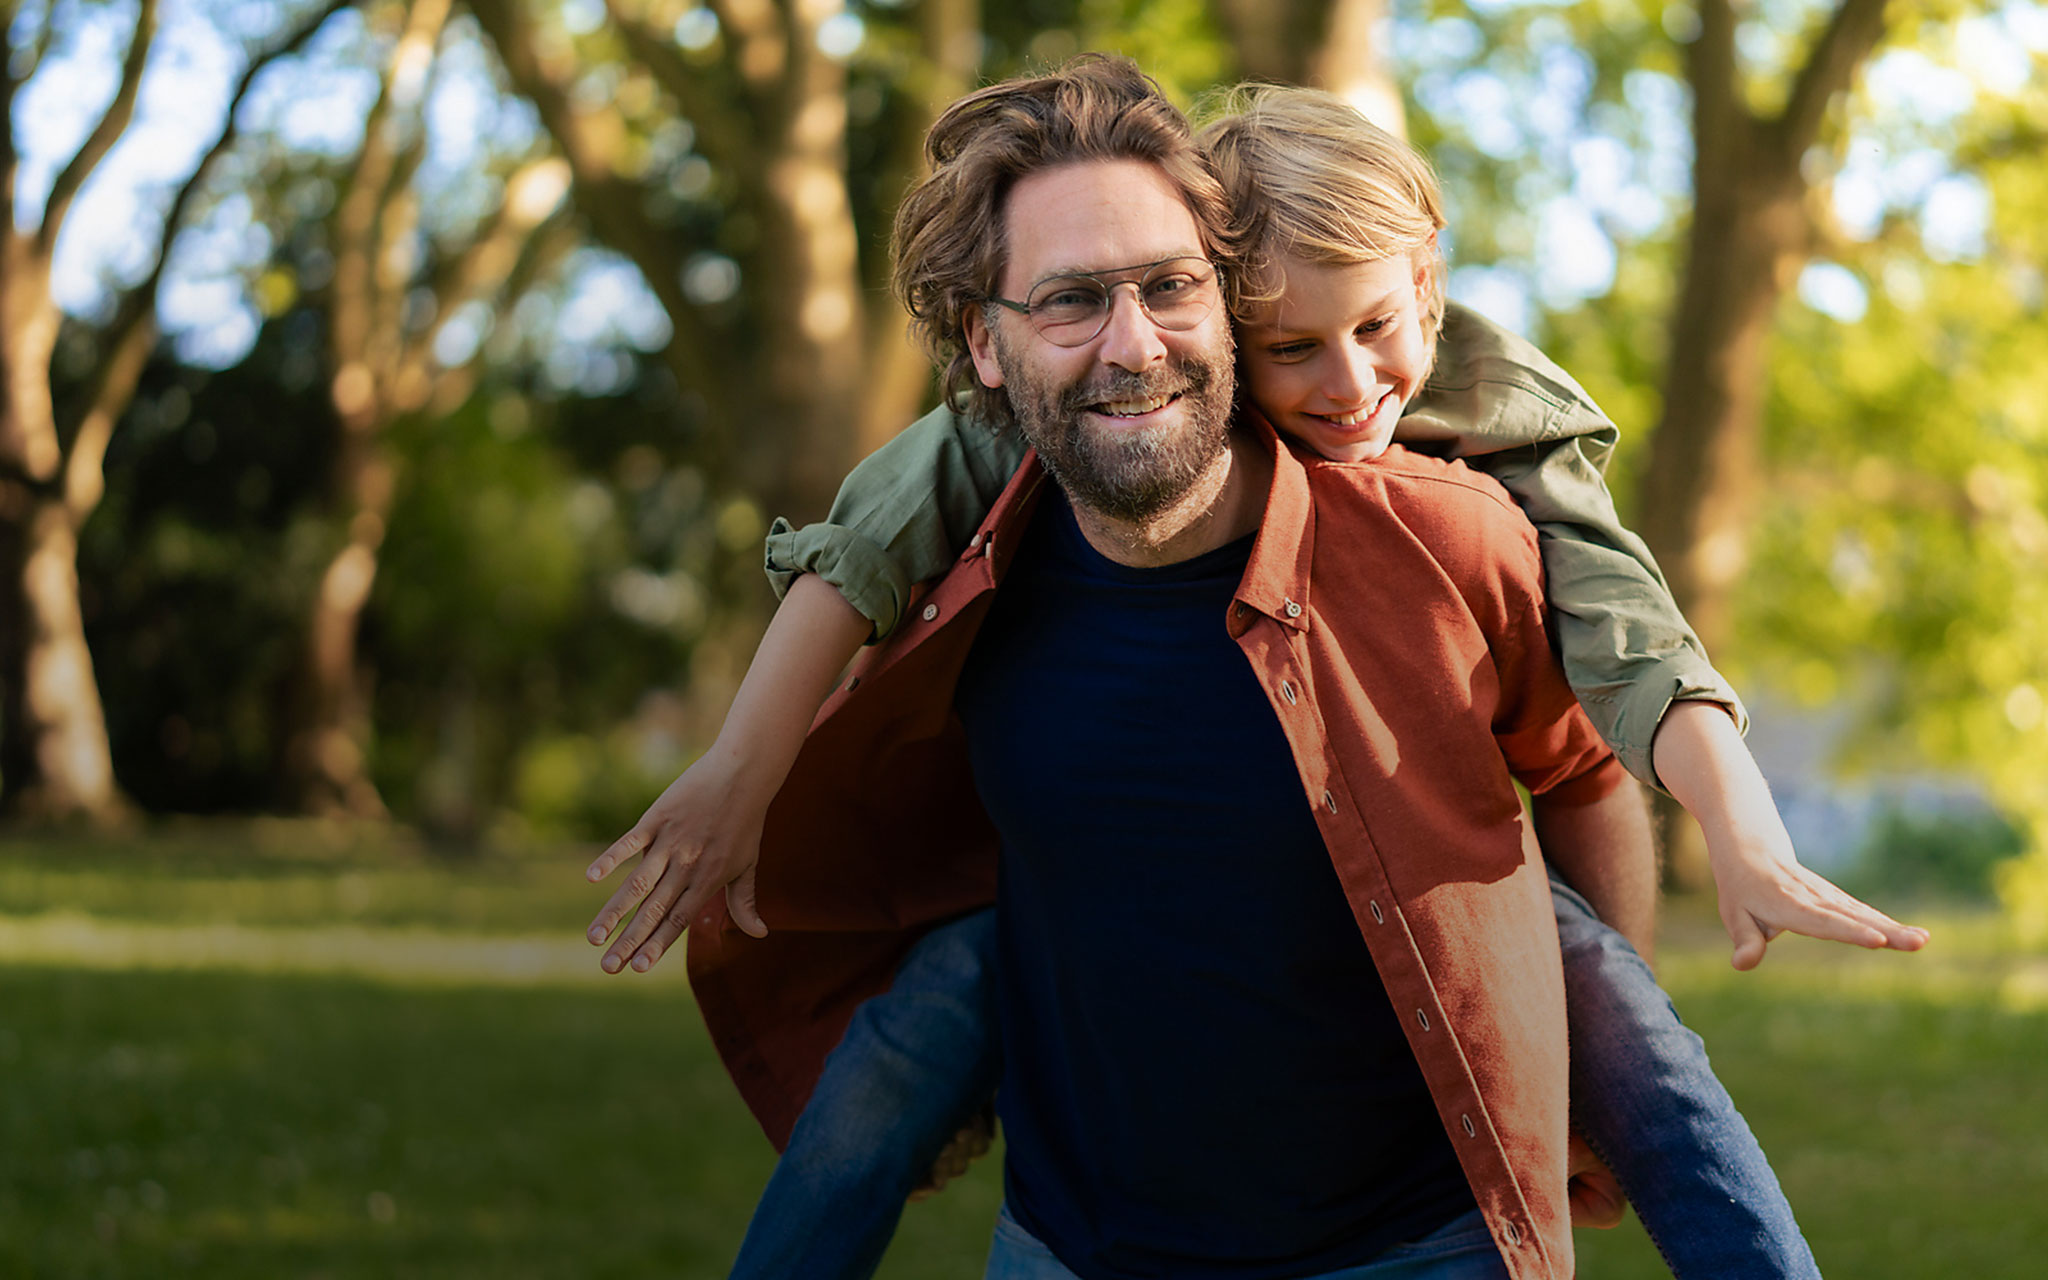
top-left (1056, 361), bottom-right (1215, 418)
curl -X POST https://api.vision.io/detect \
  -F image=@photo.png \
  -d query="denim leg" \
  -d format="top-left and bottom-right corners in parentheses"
top-left (1551, 873), bottom-right (1821, 1279)
top-left (983, 1207), bottom-right (1507, 1280)
top-left (729, 907), bottom-right (1001, 1280)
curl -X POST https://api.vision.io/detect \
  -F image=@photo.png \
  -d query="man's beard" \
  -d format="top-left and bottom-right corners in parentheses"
top-left (992, 326), bottom-right (1236, 524)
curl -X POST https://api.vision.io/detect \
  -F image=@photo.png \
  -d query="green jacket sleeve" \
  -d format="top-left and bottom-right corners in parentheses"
top-left (763, 402), bottom-right (1028, 641)
top-left (1397, 303), bottom-right (1747, 787)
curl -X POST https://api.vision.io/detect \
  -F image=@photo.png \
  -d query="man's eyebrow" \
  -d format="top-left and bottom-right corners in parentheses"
top-left (1029, 251), bottom-right (1207, 285)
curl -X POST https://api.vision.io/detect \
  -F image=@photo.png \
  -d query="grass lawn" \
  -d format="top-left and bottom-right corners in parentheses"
top-left (4, 827), bottom-right (2044, 1277)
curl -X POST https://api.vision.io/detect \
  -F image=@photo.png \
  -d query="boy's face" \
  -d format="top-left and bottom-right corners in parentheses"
top-left (1239, 252), bottom-right (1433, 465)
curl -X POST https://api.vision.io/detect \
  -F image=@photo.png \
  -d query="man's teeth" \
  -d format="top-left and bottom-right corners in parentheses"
top-left (1096, 394), bottom-right (1174, 417)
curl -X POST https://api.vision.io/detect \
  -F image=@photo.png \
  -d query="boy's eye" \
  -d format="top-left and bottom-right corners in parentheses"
top-left (1357, 316), bottom-right (1392, 337)
top-left (1264, 341), bottom-right (1313, 360)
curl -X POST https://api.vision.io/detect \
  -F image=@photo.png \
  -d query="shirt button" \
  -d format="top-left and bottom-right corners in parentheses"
top-left (1322, 790), bottom-right (1337, 814)
top-left (846, 676), bottom-right (861, 691)
top-left (1415, 1008), bottom-right (1432, 1032)
top-left (1504, 1222), bottom-right (1522, 1246)
top-left (1368, 900), bottom-right (1384, 924)
top-left (921, 603), bottom-right (939, 622)
top-left (1279, 681), bottom-right (1297, 706)
top-left (1283, 598), bottom-right (1302, 618)
top-left (1460, 1114), bottom-right (1476, 1137)
top-left (968, 533), bottom-right (983, 550)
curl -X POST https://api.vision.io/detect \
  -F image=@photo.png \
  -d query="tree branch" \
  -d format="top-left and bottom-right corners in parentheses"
top-left (1686, 0), bottom-right (1745, 181)
top-left (1776, 0), bottom-right (1892, 161)
top-left (464, 0), bottom-right (729, 419)
top-left (601, 0), bottom-right (751, 162)
top-left (60, 0), bottom-right (353, 524)
top-left (39, 0), bottom-right (159, 253)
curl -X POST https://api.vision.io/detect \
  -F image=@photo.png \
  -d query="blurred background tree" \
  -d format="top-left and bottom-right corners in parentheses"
top-left (3, 0), bottom-right (2043, 927)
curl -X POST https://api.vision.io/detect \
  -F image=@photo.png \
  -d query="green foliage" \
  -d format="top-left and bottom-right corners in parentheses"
top-left (1840, 806), bottom-right (2026, 903)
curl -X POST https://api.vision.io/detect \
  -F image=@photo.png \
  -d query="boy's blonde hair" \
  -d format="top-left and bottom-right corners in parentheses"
top-left (1197, 85), bottom-right (1448, 347)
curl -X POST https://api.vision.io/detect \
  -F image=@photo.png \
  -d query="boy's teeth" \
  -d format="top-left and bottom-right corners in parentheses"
top-left (1099, 394), bottom-right (1172, 417)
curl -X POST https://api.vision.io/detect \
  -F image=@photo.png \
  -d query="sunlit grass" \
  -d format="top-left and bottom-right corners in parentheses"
top-left (3, 829), bottom-right (2044, 1277)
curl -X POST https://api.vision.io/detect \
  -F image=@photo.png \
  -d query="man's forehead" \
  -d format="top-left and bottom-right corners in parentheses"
top-left (998, 158), bottom-right (1206, 286)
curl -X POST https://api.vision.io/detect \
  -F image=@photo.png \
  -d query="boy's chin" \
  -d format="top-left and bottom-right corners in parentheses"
top-left (1299, 432), bottom-right (1394, 465)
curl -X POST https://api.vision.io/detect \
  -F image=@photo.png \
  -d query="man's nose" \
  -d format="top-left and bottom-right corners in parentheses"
top-left (1095, 285), bottom-right (1168, 371)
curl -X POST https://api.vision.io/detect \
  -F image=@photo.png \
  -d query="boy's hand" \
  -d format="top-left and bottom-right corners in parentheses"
top-left (1566, 1133), bottom-right (1626, 1230)
top-left (585, 751), bottom-right (771, 974)
top-left (1704, 814), bottom-right (1929, 971)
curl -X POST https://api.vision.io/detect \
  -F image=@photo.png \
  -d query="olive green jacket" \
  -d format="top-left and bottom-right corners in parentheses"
top-left (764, 302), bottom-right (1741, 786)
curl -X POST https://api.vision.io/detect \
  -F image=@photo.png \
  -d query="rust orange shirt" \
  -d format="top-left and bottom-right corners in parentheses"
top-left (690, 417), bottom-right (1628, 1279)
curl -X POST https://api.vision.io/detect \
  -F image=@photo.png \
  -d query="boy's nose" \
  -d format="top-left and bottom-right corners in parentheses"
top-left (1325, 348), bottom-right (1375, 405)
top-left (1096, 288), bottom-right (1168, 371)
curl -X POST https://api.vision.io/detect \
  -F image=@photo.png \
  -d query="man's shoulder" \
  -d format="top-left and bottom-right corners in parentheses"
top-left (1303, 444), bottom-right (1541, 584)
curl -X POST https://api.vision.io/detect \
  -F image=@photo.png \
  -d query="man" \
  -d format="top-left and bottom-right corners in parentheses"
top-left (686, 58), bottom-right (1649, 1279)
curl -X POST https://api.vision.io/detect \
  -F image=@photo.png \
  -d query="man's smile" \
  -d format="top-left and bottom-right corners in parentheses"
top-left (1086, 390), bottom-right (1184, 422)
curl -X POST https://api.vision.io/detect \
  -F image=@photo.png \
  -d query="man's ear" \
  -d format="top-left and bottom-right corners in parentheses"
top-left (962, 305), bottom-right (1006, 390)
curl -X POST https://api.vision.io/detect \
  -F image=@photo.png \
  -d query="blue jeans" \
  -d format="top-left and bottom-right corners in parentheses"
top-left (1550, 873), bottom-right (1821, 1278)
top-left (731, 884), bottom-right (1819, 1279)
top-left (727, 908), bottom-right (1002, 1279)
top-left (985, 1205), bottom-right (1508, 1280)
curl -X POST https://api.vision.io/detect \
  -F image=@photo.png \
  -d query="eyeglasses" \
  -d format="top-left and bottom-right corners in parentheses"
top-left (987, 256), bottom-right (1222, 348)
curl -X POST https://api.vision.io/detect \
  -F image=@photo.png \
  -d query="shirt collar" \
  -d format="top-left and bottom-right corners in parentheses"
top-left (1234, 410), bottom-right (1315, 634)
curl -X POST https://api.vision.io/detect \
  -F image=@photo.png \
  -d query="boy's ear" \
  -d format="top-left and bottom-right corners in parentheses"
top-left (962, 305), bottom-right (1006, 390)
top-left (1412, 234), bottom-right (1437, 296)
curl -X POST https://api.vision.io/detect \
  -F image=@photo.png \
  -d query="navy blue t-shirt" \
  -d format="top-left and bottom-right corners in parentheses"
top-left (954, 493), bottom-right (1472, 1279)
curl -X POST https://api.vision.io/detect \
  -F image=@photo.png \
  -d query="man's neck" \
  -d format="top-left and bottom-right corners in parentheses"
top-left (1069, 429), bottom-right (1273, 568)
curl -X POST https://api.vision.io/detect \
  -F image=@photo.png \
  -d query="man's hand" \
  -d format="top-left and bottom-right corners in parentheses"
top-left (1705, 816), bottom-right (1928, 972)
top-left (585, 751), bottom-right (771, 974)
top-left (1566, 1133), bottom-right (1626, 1230)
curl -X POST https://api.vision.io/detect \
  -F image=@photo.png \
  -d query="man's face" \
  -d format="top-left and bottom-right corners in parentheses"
top-left (963, 160), bottom-right (1236, 523)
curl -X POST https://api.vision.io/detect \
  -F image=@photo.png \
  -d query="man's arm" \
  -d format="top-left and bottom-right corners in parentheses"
top-left (1530, 777), bottom-right (1657, 964)
top-left (585, 574), bottom-right (870, 972)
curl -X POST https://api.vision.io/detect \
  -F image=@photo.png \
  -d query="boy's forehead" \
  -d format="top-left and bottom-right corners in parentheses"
top-left (997, 159), bottom-right (1205, 290)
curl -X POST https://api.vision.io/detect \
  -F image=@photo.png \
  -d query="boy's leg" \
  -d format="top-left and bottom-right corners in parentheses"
top-left (1551, 873), bottom-right (1822, 1279)
top-left (730, 907), bottom-right (1001, 1280)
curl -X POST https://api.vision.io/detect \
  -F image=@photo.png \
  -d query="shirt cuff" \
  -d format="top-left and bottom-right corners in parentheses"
top-left (763, 518), bottom-right (912, 642)
top-left (1605, 659), bottom-right (1750, 793)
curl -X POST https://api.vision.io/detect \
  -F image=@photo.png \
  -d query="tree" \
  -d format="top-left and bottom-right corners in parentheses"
top-left (0, 0), bottom-right (347, 823)
top-left (1634, 0), bottom-right (1896, 885)
top-left (282, 0), bottom-right (576, 816)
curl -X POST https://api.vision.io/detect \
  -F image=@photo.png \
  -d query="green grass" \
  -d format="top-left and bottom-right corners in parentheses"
top-left (4, 829), bottom-right (2045, 1277)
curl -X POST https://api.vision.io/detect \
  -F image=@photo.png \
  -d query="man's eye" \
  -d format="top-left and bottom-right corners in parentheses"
top-left (1145, 273), bottom-right (1197, 299)
top-left (1036, 285), bottom-right (1101, 311)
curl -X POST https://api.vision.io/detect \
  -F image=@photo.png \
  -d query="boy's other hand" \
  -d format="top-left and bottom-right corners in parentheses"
top-left (585, 750), bottom-right (771, 975)
top-left (1566, 1133), bottom-right (1626, 1230)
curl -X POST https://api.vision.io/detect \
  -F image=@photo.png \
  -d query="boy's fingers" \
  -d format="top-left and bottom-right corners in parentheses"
top-left (603, 863), bottom-right (690, 974)
top-left (727, 866), bottom-right (768, 939)
top-left (588, 827), bottom-right (652, 882)
top-left (587, 851), bottom-right (673, 945)
top-left (1727, 912), bottom-right (1769, 972)
top-left (632, 874), bottom-right (724, 971)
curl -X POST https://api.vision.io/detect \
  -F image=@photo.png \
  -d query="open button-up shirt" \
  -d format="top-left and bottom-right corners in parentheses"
top-left (691, 416), bottom-right (1629, 1279)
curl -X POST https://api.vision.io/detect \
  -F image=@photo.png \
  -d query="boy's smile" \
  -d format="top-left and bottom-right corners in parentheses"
top-left (1241, 253), bottom-right (1434, 465)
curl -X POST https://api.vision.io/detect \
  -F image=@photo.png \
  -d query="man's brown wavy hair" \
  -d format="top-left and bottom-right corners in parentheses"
top-left (890, 55), bottom-right (1240, 430)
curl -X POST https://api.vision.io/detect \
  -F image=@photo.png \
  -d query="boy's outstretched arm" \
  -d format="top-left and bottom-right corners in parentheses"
top-left (1652, 700), bottom-right (1930, 970)
top-left (585, 574), bottom-right (870, 974)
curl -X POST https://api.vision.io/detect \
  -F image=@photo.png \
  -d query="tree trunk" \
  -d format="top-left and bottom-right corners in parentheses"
top-left (1209, 0), bottom-right (1404, 136)
top-left (0, 242), bottom-right (124, 824)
